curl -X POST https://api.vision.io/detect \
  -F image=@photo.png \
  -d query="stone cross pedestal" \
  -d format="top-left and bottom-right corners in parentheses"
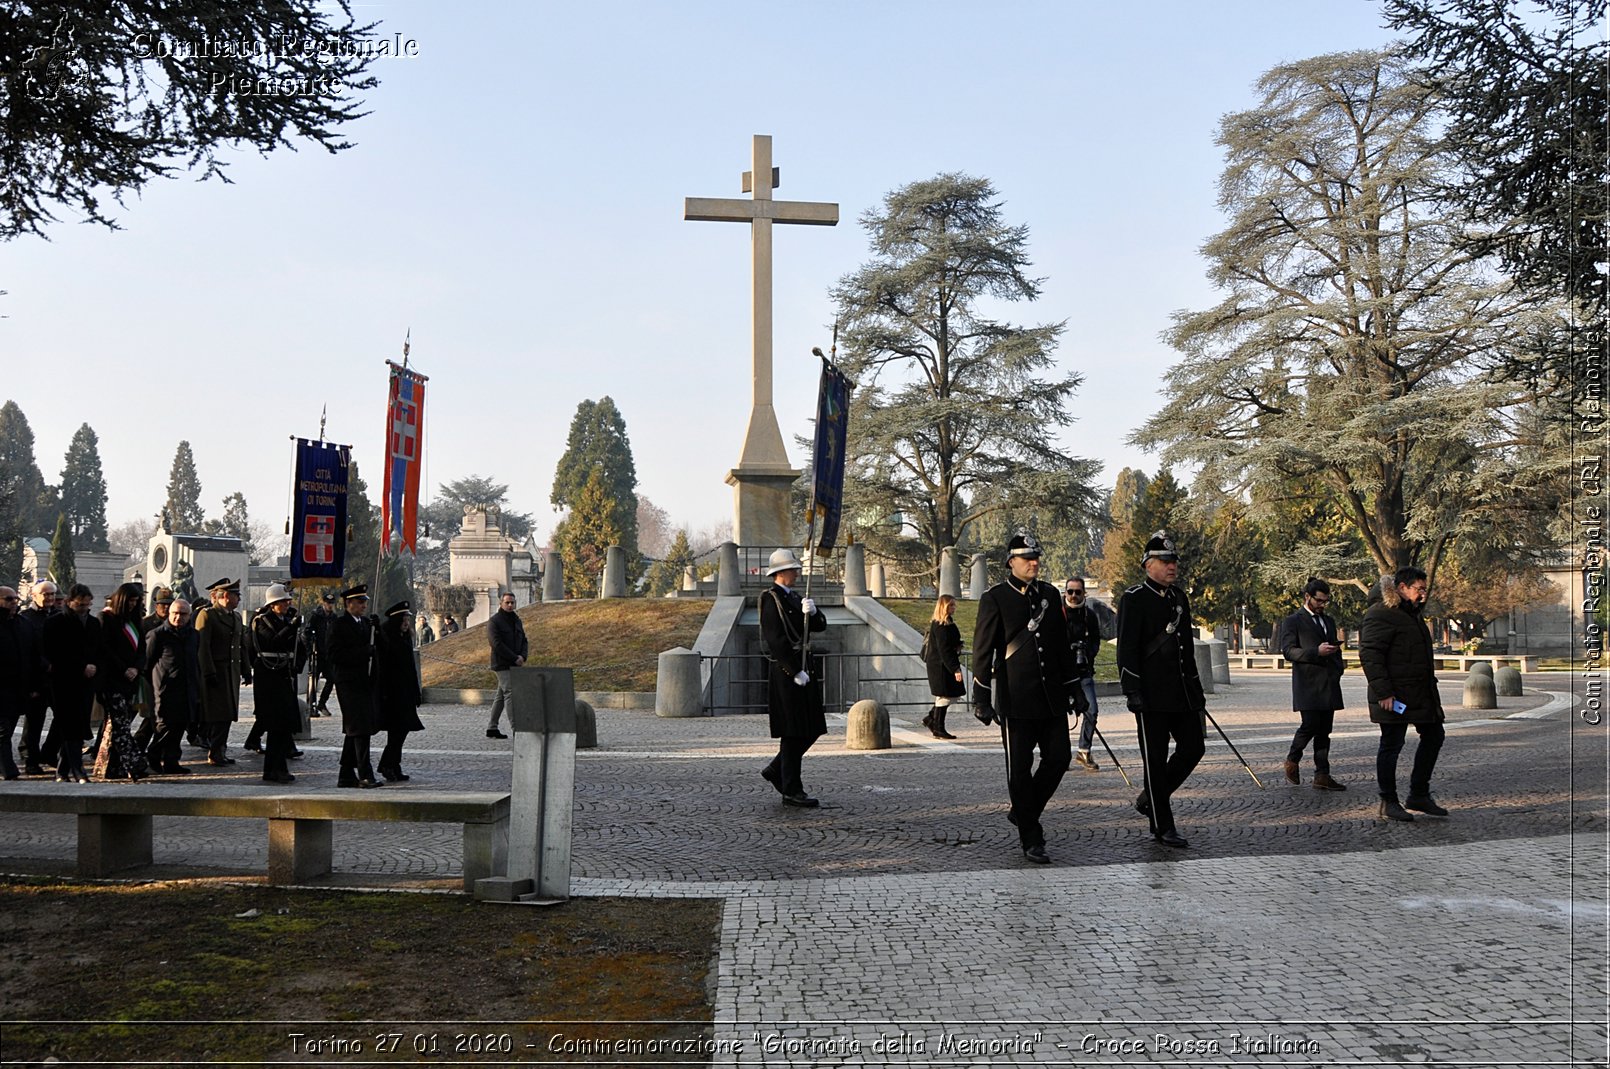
top-left (685, 134), bottom-right (838, 547)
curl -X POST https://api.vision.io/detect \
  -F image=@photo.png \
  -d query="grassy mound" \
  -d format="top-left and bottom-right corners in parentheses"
top-left (419, 600), bottom-right (710, 692)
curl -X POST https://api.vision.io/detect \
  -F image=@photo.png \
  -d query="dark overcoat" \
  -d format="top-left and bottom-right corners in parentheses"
top-left (326, 609), bottom-right (382, 736)
top-left (43, 610), bottom-right (101, 726)
top-left (759, 583), bottom-right (826, 739)
top-left (0, 612), bottom-right (42, 715)
top-left (924, 620), bottom-right (966, 698)
top-left (145, 622), bottom-right (201, 727)
top-left (97, 610), bottom-right (146, 702)
top-left (971, 576), bottom-right (1075, 719)
top-left (1359, 587), bottom-right (1445, 725)
top-left (194, 603), bottom-right (246, 724)
top-left (1116, 578), bottom-right (1206, 713)
top-left (1278, 609), bottom-right (1345, 711)
top-left (377, 623), bottom-right (425, 733)
top-left (249, 608), bottom-right (307, 735)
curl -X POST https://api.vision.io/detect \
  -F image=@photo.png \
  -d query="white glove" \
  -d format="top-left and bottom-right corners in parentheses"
top-left (793, 670), bottom-right (810, 687)
top-left (800, 597), bottom-right (817, 617)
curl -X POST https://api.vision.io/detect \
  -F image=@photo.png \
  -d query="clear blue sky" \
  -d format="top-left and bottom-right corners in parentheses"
top-left (2, 1), bottom-right (1402, 549)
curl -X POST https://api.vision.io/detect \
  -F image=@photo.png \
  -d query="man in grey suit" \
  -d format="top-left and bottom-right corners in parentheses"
top-left (1279, 577), bottom-right (1347, 790)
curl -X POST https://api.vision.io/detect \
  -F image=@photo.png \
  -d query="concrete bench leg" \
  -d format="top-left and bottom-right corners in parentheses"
top-left (78, 813), bottom-right (153, 876)
top-left (268, 818), bottom-right (332, 884)
top-left (462, 816), bottom-right (509, 892)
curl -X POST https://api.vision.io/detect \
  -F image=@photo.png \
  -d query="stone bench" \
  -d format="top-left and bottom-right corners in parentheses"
top-left (1231, 654), bottom-right (1288, 670)
top-left (0, 785), bottom-right (509, 890)
top-left (1436, 654), bottom-right (1536, 672)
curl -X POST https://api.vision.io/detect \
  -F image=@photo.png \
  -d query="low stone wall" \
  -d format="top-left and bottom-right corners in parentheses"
top-left (421, 688), bottom-right (653, 710)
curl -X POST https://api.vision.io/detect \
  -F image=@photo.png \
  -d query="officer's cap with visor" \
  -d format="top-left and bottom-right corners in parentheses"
top-left (1141, 531), bottom-right (1179, 565)
top-left (1007, 533), bottom-right (1042, 560)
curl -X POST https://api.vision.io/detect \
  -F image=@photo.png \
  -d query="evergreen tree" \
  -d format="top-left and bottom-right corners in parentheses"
top-left (343, 462), bottom-right (409, 609)
top-left (164, 441), bottom-right (206, 532)
top-left (551, 398), bottom-right (640, 577)
top-left (48, 512), bottom-right (75, 589)
top-left (644, 528), bottom-right (695, 597)
top-left (59, 423), bottom-right (110, 552)
top-left (553, 468), bottom-right (625, 599)
top-left (203, 491), bottom-right (260, 563)
top-left (831, 173), bottom-right (1099, 579)
top-left (0, 401), bottom-right (50, 584)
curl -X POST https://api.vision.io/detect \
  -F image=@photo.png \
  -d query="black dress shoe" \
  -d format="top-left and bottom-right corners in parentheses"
top-left (1379, 798), bottom-right (1415, 822)
top-left (379, 769), bottom-right (410, 782)
top-left (1404, 794), bottom-right (1448, 817)
top-left (1153, 829), bottom-right (1189, 848)
top-left (2, 771), bottom-right (16, 780)
top-left (207, 756), bottom-right (237, 766)
top-left (358, 778), bottom-right (383, 788)
top-left (486, 728), bottom-right (508, 740)
top-left (289, 749), bottom-right (304, 759)
top-left (54, 771), bottom-right (73, 783)
top-left (161, 765), bottom-right (193, 775)
top-left (781, 792), bottom-right (819, 808)
top-left (760, 765), bottom-right (782, 793)
top-left (24, 763), bottom-right (44, 775)
top-left (242, 743), bottom-right (263, 754)
top-left (1022, 844), bottom-right (1051, 864)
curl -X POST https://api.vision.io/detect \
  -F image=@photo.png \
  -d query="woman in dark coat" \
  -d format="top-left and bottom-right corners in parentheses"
top-left (93, 582), bottom-right (148, 780)
top-left (921, 594), bottom-right (966, 739)
top-left (1359, 567), bottom-right (1447, 821)
top-left (249, 586), bottom-right (307, 785)
top-left (376, 602), bottom-right (425, 782)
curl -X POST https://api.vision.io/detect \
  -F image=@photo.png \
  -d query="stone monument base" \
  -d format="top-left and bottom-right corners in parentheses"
top-left (727, 465), bottom-right (802, 548)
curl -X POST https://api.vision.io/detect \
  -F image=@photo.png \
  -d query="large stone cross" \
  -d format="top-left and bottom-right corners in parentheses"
top-left (685, 134), bottom-right (837, 547)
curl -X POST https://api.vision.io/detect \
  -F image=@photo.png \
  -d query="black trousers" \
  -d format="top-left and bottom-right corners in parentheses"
top-left (148, 714), bottom-right (188, 770)
top-left (0, 705), bottom-right (19, 777)
top-left (204, 721), bottom-right (232, 760)
top-left (20, 694), bottom-right (49, 765)
top-left (379, 729), bottom-right (410, 774)
top-left (263, 729), bottom-right (294, 780)
top-left (763, 734), bottom-right (819, 796)
top-left (1287, 707), bottom-right (1336, 773)
top-left (1133, 707), bottom-right (1205, 834)
top-left (340, 733), bottom-right (376, 783)
top-left (1376, 721), bottom-right (1444, 800)
top-left (1000, 715), bottom-right (1072, 848)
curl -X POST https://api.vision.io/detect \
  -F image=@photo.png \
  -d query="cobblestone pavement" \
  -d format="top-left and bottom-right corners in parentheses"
top-left (3, 671), bottom-right (1605, 1065)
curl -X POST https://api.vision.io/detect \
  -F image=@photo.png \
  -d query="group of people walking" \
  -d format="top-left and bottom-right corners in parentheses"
top-left (0, 578), bottom-right (424, 788)
top-left (757, 532), bottom-right (1452, 864)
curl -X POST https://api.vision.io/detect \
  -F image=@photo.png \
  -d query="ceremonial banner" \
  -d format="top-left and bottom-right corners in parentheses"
top-left (381, 364), bottom-right (427, 555)
top-left (290, 439), bottom-right (351, 582)
top-left (808, 360), bottom-right (853, 552)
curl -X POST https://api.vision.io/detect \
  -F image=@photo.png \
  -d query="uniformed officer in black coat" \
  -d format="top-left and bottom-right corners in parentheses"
top-left (1116, 531), bottom-right (1206, 848)
top-left (327, 585), bottom-right (383, 788)
top-left (249, 584), bottom-right (308, 785)
top-left (972, 533), bottom-right (1080, 864)
top-left (758, 548), bottom-right (827, 808)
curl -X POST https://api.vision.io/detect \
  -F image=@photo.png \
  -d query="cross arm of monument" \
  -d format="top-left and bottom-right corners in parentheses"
top-left (684, 197), bottom-right (838, 225)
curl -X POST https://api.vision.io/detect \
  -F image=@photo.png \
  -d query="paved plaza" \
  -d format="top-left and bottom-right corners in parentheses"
top-left (2, 670), bottom-right (1605, 1065)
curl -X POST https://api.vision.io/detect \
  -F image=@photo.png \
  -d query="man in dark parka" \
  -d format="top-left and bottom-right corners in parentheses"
top-left (1359, 566), bottom-right (1447, 821)
top-left (758, 548), bottom-right (827, 808)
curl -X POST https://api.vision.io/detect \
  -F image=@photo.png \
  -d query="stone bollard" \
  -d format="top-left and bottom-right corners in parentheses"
top-left (655, 647), bottom-right (704, 717)
top-left (1494, 666), bottom-right (1523, 697)
top-left (476, 667), bottom-right (574, 903)
top-left (1206, 637), bottom-right (1230, 686)
top-left (681, 565), bottom-right (698, 593)
top-left (574, 698), bottom-right (597, 749)
top-left (939, 547), bottom-right (961, 598)
top-left (601, 546), bottom-right (626, 598)
top-left (968, 556), bottom-right (988, 600)
top-left (542, 551), bottom-right (564, 602)
top-left (845, 698), bottom-right (890, 750)
top-left (1469, 661), bottom-right (1494, 677)
top-left (717, 541), bottom-right (741, 596)
top-left (843, 543), bottom-right (868, 597)
top-left (869, 562), bottom-right (887, 599)
top-left (1193, 640), bottom-right (1216, 694)
top-left (1463, 670), bottom-right (1497, 710)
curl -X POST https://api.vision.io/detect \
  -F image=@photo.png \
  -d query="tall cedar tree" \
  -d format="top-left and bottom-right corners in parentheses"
top-left (830, 174), bottom-right (1098, 581)
top-left (1132, 50), bottom-right (1567, 587)
top-left (1385, 0), bottom-right (1606, 380)
top-left (551, 398), bottom-right (639, 578)
top-left (0, 400), bottom-right (51, 583)
top-left (163, 441), bottom-right (205, 532)
top-left (59, 423), bottom-right (109, 551)
top-left (48, 512), bottom-right (74, 589)
top-left (2, 2), bottom-right (381, 240)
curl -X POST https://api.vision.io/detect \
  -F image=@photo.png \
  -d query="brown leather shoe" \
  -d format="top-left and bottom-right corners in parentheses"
top-left (1312, 773), bottom-right (1347, 791)
top-left (1283, 759), bottom-right (1300, 785)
